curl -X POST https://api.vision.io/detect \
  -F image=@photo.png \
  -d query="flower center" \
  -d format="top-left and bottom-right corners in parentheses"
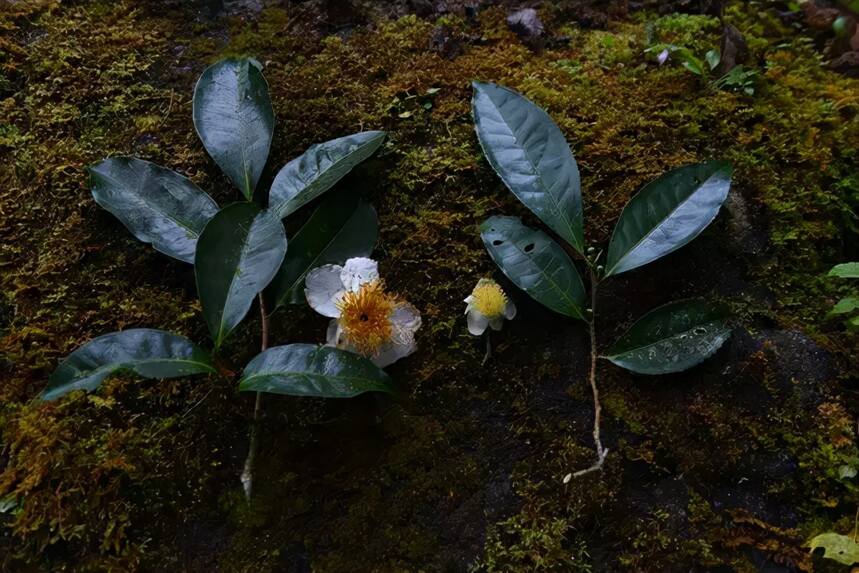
top-left (472, 282), bottom-right (507, 318)
top-left (336, 281), bottom-right (397, 355)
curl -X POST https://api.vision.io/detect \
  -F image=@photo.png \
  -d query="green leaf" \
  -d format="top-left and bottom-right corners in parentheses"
top-left (89, 158), bottom-right (219, 263)
top-left (829, 262), bottom-right (859, 279)
top-left (269, 131), bottom-right (386, 219)
top-left (195, 203), bottom-right (287, 347)
top-left (472, 82), bottom-right (584, 254)
top-left (480, 216), bottom-right (586, 320)
top-left (605, 161), bottom-right (732, 277)
top-left (42, 329), bottom-right (215, 401)
top-left (682, 59), bottom-right (704, 76)
top-left (266, 192), bottom-right (377, 309)
top-left (834, 15), bottom-right (849, 38)
top-left (809, 532), bottom-right (859, 566)
top-left (831, 297), bottom-right (859, 315)
top-left (192, 58), bottom-right (274, 200)
top-left (605, 300), bottom-right (731, 375)
top-left (239, 343), bottom-right (395, 398)
top-left (839, 464), bottom-right (857, 479)
top-left (705, 49), bottom-right (721, 71)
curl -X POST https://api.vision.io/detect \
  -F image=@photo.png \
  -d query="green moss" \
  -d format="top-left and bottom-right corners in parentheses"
top-left (480, 512), bottom-right (591, 572)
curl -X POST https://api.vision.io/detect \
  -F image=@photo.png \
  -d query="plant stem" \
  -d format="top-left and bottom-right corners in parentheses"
top-left (241, 294), bottom-right (269, 500)
top-left (482, 330), bottom-right (491, 366)
top-left (573, 263), bottom-right (609, 478)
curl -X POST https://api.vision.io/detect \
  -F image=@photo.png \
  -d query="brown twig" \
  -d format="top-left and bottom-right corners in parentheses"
top-left (572, 263), bottom-right (609, 478)
top-left (240, 294), bottom-right (269, 500)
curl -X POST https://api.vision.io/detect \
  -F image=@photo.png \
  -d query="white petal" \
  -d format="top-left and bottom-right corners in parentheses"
top-left (372, 340), bottom-right (417, 368)
top-left (390, 302), bottom-right (421, 345)
top-left (325, 319), bottom-right (342, 346)
top-left (305, 265), bottom-right (345, 318)
top-left (489, 316), bottom-right (504, 331)
top-left (504, 299), bottom-right (517, 320)
top-left (467, 309), bottom-right (489, 336)
top-left (340, 257), bottom-right (379, 292)
top-left (463, 295), bottom-right (475, 312)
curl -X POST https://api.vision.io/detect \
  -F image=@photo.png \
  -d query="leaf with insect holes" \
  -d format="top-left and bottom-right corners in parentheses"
top-left (809, 532), bottom-right (859, 566)
top-left (480, 215), bottom-right (586, 320)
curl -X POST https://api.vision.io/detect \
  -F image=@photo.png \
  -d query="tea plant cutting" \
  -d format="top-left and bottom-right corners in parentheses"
top-left (472, 81), bottom-right (734, 476)
top-left (41, 57), bottom-right (395, 498)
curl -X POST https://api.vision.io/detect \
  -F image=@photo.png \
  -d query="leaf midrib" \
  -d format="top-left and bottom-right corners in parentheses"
top-left (217, 211), bottom-right (257, 346)
top-left (482, 89), bottom-right (581, 250)
top-left (59, 358), bottom-right (216, 385)
top-left (97, 170), bottom-right (202, 237)
top-left (607, 168), bottom-right (722, 275)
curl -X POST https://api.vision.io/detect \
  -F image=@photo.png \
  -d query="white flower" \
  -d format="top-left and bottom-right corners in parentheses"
top-left (305, 257), bottom-right (421, 367)
top-left (464, 278), bottom-right (516, 336)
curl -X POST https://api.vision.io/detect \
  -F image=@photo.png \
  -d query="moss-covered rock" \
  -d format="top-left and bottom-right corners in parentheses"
top-left (1, 1), bottom-right (857, 571)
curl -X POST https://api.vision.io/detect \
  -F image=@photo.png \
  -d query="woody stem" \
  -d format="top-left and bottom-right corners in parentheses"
top-left (572, 262), bottom-right (608, 478)
top-left (240, 294), bottom-right (269, 500)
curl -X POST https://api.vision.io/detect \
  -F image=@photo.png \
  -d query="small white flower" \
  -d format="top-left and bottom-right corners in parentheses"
top-left (464, 278), bottom-right (516, 336)
top-left (305, 257), bottom-right (420, 367)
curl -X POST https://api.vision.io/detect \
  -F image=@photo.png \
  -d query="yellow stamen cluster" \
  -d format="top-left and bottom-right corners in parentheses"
top-left (336, 281), bottom-right (397, 355)
top-left (471, 281), bottom-right (508, 318)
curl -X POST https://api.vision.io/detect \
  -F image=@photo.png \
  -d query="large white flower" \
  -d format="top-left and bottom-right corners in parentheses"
top-left (305, 257), bottom-right (421, 367)
top-left (464, 278), bottom-right (516, 335)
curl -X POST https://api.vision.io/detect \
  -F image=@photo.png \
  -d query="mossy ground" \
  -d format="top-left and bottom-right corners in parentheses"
top-left (1, 1), bottom-right (858, 571)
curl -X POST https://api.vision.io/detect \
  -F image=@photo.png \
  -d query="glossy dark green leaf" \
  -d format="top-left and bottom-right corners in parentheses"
top-left (193, 58), bottom-right (274, 200)
top-left (266, 192), bottom-right (378, 309)
top-left (269, 131), bottom-right (386, 219)
top-left (480, 215), bottom-right (586, 320)
top-left (195, 203), bottom-right (287, 347)
top-left (472, 82), bottom-right (584, 253)
top-left (239, 343), bottom-right (395, 398)
top-left (89, 158), bottom-right (219, 263)
top-left (42, 329), bottom-right (215, 401)
top-left (605, 300), bottom-right (731, 375)
top-left (605, 161), bottom-right (732, 277)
